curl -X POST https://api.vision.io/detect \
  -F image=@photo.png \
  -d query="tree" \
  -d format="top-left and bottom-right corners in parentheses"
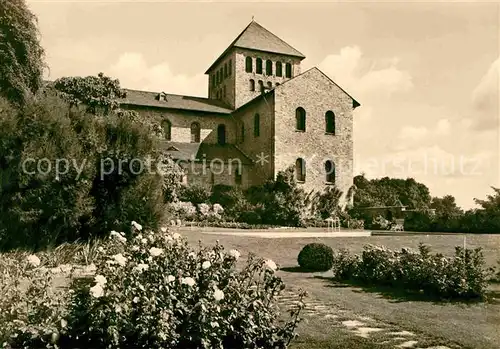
top-left (0, 0), bottom-right (45, 104)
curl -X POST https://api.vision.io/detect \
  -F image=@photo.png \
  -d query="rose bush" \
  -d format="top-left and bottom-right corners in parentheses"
top-left (1, 223), bottom-right (305, 348)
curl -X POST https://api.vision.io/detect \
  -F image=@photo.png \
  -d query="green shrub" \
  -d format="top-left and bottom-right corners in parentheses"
top-left (178, 184), bottom-right (211, 205)
top-left (331, 243), bottom-right (491, 300)
top-left (1, 224), bottom-right (306, 348)
top-left (297, 243), bottom-right (334, 272)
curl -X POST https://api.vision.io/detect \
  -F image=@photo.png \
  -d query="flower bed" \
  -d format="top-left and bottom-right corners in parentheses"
top-left (1, 222), bottom-right (305, 348)
top-left (331, 243), bottom-right (491, 300)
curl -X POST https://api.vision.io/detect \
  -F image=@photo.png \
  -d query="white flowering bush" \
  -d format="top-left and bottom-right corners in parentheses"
top-left (54, 224), bottom-right (304, 348)
top-left (169, 201), bottom-right (197, 221)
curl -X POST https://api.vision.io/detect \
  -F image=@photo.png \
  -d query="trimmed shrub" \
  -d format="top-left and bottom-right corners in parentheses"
top-left (178, 184), bottom-right (211, 205)
top-left (297, 243), bottom-right (334, 272)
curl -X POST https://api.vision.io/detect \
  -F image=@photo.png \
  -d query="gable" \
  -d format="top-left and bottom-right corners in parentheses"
top-left (276, 67), bottom-right (360, 109)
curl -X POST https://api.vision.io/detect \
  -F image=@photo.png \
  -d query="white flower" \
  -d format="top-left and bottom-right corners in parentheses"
top-left (167, 275), bottom-right (175, 283)
top-left (172, 232), bottom-right (181, 240)
top-left (213, 288), bottom-right (224, 301)
top-left (229, 249), bottom-right (241, 260)
top-left (149, 247), bottom-right (164, 257)
top-left (140, 238), bottom-right (148, 244)
top-left (112, 254), bottom-right (127, 267)
top-left (181, 277), bottom-right (195, 287)
top-left (90, 284), bottom-right (104, 298)
top-left (131, 245), bottom-right (140, 252)
top-left (202, 261), bottom-right (211, 269)
top-left (188, 252), bottom-right (196, 258)
top-left (133, 296), bottom-right (140, 304)
top-left (110, 230), bottom-right (120, 237)
top-left (60, 319), bottom-right (67, 329)
top-left (94, 274), bottom-right (107, 285)
top-left (131, 221), bottom-right (143, 231)
top-left (27, 254), bottom-right (40, 267)
top-left (264, 259), bottom-right (278, 272)
top-left (115, 305), bottom-right (122, 313)
top-left (134, 263), bottom-right (149, 272)
top-left (210, 321), bottom-right (219, 328)
top-left (110, 230), bottom-right (126, 243)
top-left (160, 227), bottom-right (167, 233)
top-left (98, 247), bottom-right (104, 253)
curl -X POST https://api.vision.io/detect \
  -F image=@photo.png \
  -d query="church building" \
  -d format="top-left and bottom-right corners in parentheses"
top-left (119, 21), bottom-right (360, 204)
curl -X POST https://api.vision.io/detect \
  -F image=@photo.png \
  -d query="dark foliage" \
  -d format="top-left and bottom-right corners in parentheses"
top-left (297, 243), bottom-right (334, 272)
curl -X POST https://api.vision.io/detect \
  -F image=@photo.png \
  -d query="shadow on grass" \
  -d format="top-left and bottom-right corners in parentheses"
top-left (314, 276), bottom-right (500, 305)
top-left (281, 266), bottom-right (332, 273)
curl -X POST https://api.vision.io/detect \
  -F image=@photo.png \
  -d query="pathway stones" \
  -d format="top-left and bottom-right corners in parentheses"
top-left (276, 288), bottom-right (460, 349)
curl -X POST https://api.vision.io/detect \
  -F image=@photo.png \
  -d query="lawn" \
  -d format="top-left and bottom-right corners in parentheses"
top-left (181, 228), bottom-right (500, 349)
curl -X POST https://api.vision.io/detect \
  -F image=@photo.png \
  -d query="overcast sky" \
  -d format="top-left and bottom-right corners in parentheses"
top-left (28, 0), bottom-right (499, 209)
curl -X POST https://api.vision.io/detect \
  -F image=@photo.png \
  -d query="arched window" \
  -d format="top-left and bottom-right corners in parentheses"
top-left (161, 119), bottom-right (171, 141)
top-left (266, 60), bottom-right (273, 76)
top-left (216, 71), bottom-right (219, 84)
top-left (219, 68), bottom-right (223, 81)
top-left (190, 122), bottom-right (200, 143)
top-left (212, 74), bottom-right (216, 87)
top-left (325, 110), bottom-right (335, 134)
top-left (245, 56), bottom-right (253, 73)
top-left (235, 166), bottom-right (242, 185)
top-left (267, 81), bottom-right (272, 89)
top-left (249, 79), bottom-right (255, 91)
top-left (240, 122), bottom-right (245, 143)
top-left (228, 60), bottom-right (232, 76)
top-left (224, 63), bottom-right (228, 78)
top-left (295, 158), bottom-right (306, 182)
top-left (325, 160), bottom-right (335, 184)
top-left (295, 107), bottom-right (306, 131)
top-left (258, 80), bottom-right (264, 93)
top-left (217, 124), bottom-right (226, 145)
top-left (285, 63), bottom-right (292, 78)
top-left (223, 85), bottom-right (226, 98)
top-left (276, 61), bottom-right (283, 77)
top-left (256, 58), bottom-right (263, 74)
top-left (254, 113), bottom-right (260, 137)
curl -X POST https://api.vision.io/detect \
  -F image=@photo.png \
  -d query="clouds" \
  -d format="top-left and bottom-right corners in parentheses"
top-left (108, 52), bottom-right (206, 96)
top-left (471, 57), bottom-right (499, 131)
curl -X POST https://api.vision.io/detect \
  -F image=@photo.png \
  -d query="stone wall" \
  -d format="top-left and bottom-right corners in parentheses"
top-left (232, 94), bottom-right (275, 186)
top-left (273, 68), bottom-right (355, 206)
top-left (128, 107), bottom-right (237, 145)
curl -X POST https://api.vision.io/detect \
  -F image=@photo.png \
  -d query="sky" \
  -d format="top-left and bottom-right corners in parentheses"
top-left (27, 0), bottom-right (499, 209)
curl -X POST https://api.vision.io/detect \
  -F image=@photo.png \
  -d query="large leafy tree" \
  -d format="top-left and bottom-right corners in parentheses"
top-left (0, 0), bottom-right (45, 104)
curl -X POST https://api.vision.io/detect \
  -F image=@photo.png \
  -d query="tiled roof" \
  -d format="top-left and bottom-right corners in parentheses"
top-left (160, 141), bottom-right (254, 165)
top-left (205, 21), bottom-right (305, 74)
top-left (119, 89), bottom-right (233, 114)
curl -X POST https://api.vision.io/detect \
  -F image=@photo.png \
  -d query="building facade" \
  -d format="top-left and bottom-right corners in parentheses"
top-left (119, 21), bottom-right (360, 205)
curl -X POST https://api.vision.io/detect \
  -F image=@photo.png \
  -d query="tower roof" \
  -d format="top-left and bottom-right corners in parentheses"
top-left (205, 21), bottom-right (305, 74)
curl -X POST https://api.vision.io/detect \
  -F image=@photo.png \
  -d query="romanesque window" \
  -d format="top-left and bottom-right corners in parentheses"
top-left (325, 160), bottom-right (335, 184)
top-left (285, 63), bottom-right (292, 78)
top-left (267, 81), bottom-right (272, 89)
top-left (254, 113), bottom-right (260, 137)
top-left (256, 58), bottom-right (263, 74)
top-left (295, 107), bottom-right (306, 131)
top-left (190, 122), bottom-right (200, 143)
top-left (276, 62), bottom-right (283, 77)
top-left (258, 80), bottom-right (264, 93)
top-left (229, 60), bottom-right (232, 76)
top-left (266, 60), bottom-right (273, 76)
top-left (245, 56), bottom-right (253, 73)
top-left (212, 74), bottom-right (216, 87)
top-left (295, 158), bottom-right (306, 182)
top-left (224, 63), bottom-right (228, 78)
top-left (223, 85), bottom-right (226, 98)
top-left (217, 124), bottom-right (226, 145)
top-left (249, 79), bottom-right (255, 91)
top-left (235, 166), bottom-right (242, 185)
top-left (325, 110), bottom-right (335, 134)
top-left (161, 119), bottom-right (172, 141)
top-left (216, 71), bottom-right (220, 84)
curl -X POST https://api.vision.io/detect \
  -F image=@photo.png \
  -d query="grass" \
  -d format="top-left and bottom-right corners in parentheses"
top-left (181, 228), bottom-right (500, 349)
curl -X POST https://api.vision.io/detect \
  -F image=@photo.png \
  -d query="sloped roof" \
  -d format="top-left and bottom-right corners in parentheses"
top-left (119, 89), bottom-right (233, 114)
top-left (159, 141), bottom-right (253, 165)
top-left (205, 21), bottom-right (305, 74)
